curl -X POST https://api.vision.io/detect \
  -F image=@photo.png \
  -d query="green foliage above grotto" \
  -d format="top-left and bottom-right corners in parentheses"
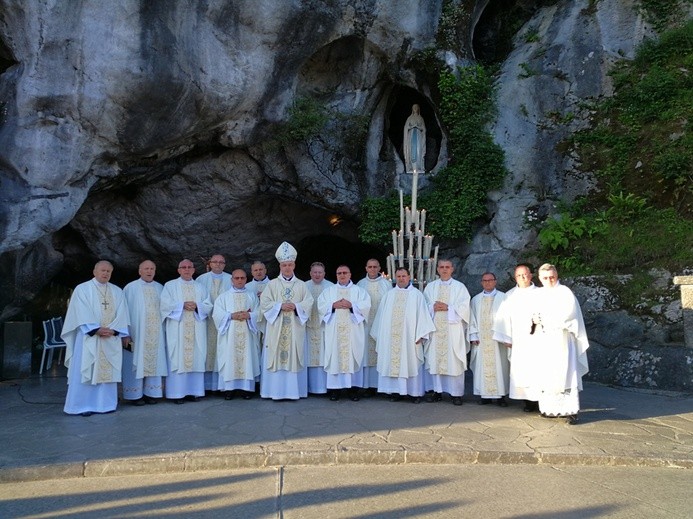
top-left (538, 20), bottom-right (693, 275)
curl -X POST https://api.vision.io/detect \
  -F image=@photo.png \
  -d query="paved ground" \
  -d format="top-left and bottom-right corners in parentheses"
top-left (0, 369), bottom-right (691, 484)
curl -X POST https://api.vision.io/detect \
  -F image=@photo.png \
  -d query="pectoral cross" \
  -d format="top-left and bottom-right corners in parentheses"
top-left (101, 299), bottom-right (110, 310)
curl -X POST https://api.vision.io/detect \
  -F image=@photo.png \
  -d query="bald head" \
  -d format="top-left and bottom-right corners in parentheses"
top-left (138, 260), bottom-right (156, 282)
top-left (93, 260), bottom-right (113, 284)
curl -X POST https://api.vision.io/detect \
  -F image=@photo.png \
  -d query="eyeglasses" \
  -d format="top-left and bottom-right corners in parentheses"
top-left (336, 271), bottom-right (350, 275)
top-left (481, 278), bottom-right (496, 282)
top-left (209, 261), bottom-right (225, 264)
top-left (179, 266), bottom-right (194, 269)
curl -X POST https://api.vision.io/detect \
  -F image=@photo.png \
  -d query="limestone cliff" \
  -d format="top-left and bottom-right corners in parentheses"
top-left (0, 0), bottom-right (690, 389)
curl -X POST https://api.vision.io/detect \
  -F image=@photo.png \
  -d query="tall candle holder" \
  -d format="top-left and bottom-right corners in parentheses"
top-left (386, 168), bottom-right (438, 289)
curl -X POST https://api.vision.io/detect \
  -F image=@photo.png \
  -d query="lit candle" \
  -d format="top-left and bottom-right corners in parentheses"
top-left (411, 169), bottom-right (419, 217)
top-left (408, 230), bottom-right (413, 257)
top-left (398, 232), bottom-right (404, 267)
top-left (405, 207), bottom-right (411, 231)
top-left (399, 190), bottom-right (404, 231)
top-left (417, 259), bottom-right (424, 286)
top-left (420, 209), bottom-right (426, 235)
top-left (433, 245), bottom-right (439, 271)
top-left (392, 230), bottom-right (398, 257)
top-left (417, 230), bottom-right (422, 258)
top-left (423, 235), bottom-right (431, 258)
top-left (408, 255), bottom-right (414, 277)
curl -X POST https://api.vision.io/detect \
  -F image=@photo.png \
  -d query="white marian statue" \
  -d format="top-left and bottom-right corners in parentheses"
top-left (403, 104), bottom-right (426, 173)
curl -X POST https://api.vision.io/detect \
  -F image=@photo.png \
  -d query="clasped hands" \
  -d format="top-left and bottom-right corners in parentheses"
top-left (183, 301), bottom-right (197, 312)
top-left (281, 302), bottom-right (296, 312)
top-left (96, 327), bottom-right (117, 337)
top-left (432, 301), bottom-right (448, 312)
top-left (231, 309), bottom-right (251, 321)
top-left (332, 298), bottom-right (352, 310)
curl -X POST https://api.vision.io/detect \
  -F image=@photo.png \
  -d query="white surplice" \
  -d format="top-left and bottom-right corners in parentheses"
top-left (62, 279), bottom-right (129, 415)
top-left (213, 287), bottom-right (261, 392)
top-left (122, 278), bottom-right (167, 400)
top-left (356, 275), bottom-right (392, 388)
top-left (259, 276), bottom-right (313, 400)
top-left (469, 289), bottom-right (508, 398)
top-left (423, 279), bottom-right (471, 397)
top-left (318, 281), bottom-right (371, 389)
top-left (196, 271), bottom-right (232, 390)
top-left (160, 278), bottom-right (213, 399)
top-left (305, 279), bottom-right (333, 393)
top-left (371, 284), bottom-right (435, 397)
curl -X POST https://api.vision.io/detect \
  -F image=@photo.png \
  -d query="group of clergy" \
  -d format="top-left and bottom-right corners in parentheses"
top-left (60, 241), bottom-right (589, 423)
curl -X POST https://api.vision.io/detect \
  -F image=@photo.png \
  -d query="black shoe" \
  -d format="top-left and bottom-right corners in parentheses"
top-left (80, 411), bottom-right (93, 417)
top-left (329, 391), bottom-right (340, 401)
top-left (173, 399), bottom-right (185, 405)
top-left (131, 398), bottom-right (145, 406)
top-left (186, 395), bottom-right (201, 402)
top-left (478, 398), bottom-right (491, 405)
top-left (565, 415), bottom-right (578, 425)
top-left (388, 394), bottom-right (402, 402)
top-left (411, 396), bottom-right (422, 404)
top-left (424, 391), bottom-right (436, 403)
top-left (143, 396), bottom-right (158, 405)
top-left (242, 392), bottom-right (253, 400)
top-left (224, 391), bottom-right (235, 400)
top-left (523, 400), bottom-right (538, 412)
top-left (349, 389), bottom-right (360, 402)
top-left (497, 396), bottom-right (508, 407)
top-left (452, 397), bottom-right (463, 406)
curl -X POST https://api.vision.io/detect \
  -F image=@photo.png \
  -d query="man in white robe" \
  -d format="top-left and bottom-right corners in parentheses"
top-left (305, 261), bottom-right (333, 394)
top-left (259, 242), bottom-right (314, 400)
top-left (62, 260), bottom-right (129, 416)
top-left (318, 265), bottom-right (371, 401)
top-left (469, 272), bottom-right (508, 406)
top-left (122, 260), bottom-right (167, 405)
top-left (492, 264), bottom-right (540, 412)
top-left (213, 268), bottom-right (261, 400)
top-left (246, 261), bottom-right (270, 334)
top-left (371, 267), bottom-right (435, 403)
top-left (161, 259), bottom-right (213, 404)
top-left (356, 258), bottom-right (392, 393)
top-left (530, 263), bottom-right (590, 423)
top-left (423, 259), bottom-right (471, 406)
top-left (196, 254), bottom-right (232, 392)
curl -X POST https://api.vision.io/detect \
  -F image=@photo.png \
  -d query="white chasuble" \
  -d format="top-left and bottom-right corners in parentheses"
top-left (423, 279), bottom-right (471, 377)
top-left (161, 278), bottom-right (213, 374)
top-left (213, 289), bottom-right (260, 382)
top-left (469, 290), bottom-right (508, 397)
top-left (260, 276), bottom-right (313, 373)
top-left (371, 285), bottom-right (435, 378)
top-left (357, 276), bottom-right (391, 367)
top-left (62, 279), bottom-right (129, 385)
top-left (318, 283), bottom-right (371, 375)
top-left (306, 280), bottom-right (333, 366)
top-left (123, 279), bottom-right (167, 378)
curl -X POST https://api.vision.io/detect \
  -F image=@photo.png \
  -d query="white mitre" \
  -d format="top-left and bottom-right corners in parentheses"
top-left (275, 241), bottom-right (298, 262)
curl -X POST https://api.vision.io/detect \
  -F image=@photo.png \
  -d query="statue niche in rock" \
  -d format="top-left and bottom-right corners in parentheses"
top-left (403, 104), bottom-right (427, 173)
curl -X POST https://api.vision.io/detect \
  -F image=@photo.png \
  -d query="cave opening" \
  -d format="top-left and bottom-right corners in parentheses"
top-left (294, 234), bottom-right (387, 282)
top-left (387, 86), bottom-right (441, 173)
top-left (472, 0), bottom-right (556, 65)
top-left (0, 36), bottom-right (18, 74)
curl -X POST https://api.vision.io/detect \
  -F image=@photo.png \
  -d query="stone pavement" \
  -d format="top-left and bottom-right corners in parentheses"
top-left (0, 370), bottom-right (691, 483)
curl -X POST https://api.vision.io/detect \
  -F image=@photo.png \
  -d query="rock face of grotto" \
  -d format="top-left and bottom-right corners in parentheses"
top-left (0, 0), bottom-right (689, 390)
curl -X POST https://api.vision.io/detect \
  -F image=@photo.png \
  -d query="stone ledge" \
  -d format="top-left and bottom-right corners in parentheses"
top-left (2, 449), bottom-right (690, 483)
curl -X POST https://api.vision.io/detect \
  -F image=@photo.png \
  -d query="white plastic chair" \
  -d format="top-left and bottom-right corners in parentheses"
top-left (40, 317), bottom-right (67, 374)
